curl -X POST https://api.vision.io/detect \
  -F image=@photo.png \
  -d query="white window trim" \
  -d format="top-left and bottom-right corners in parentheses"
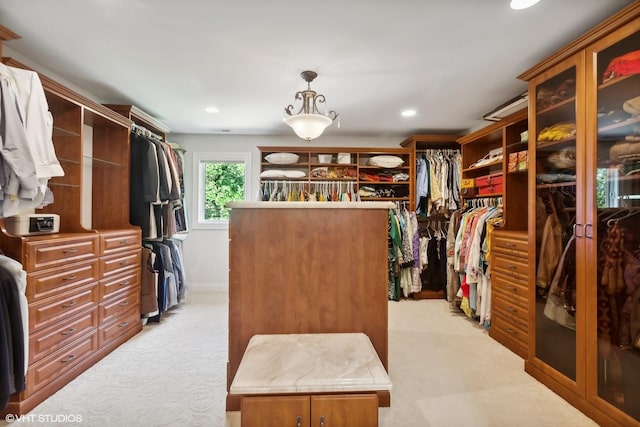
top-left (192, 151), bottom-right (253, 230)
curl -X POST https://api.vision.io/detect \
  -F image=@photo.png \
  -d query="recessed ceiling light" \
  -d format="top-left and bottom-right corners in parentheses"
top-left (401, 109), bottom-right (417, 117)
top-left (205, 106), bottom-right (220, 113)
top-left (510, 0), bottom-right (540, 10)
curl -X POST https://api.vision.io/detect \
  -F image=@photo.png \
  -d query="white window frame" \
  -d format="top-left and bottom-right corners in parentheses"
top-left (192, 151), bottom-right (252, 230)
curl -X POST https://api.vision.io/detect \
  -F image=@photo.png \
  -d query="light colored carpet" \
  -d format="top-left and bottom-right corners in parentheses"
top-left (1, 286), bottom-right (597, 427)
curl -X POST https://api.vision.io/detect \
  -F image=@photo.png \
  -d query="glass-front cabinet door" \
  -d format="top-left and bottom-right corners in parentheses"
top-left (586, 20), bottom-right (640, 423)
top-left (530, 55), bottom-right (584, 387)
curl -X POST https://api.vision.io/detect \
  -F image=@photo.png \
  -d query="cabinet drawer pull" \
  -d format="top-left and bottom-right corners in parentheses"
top-left (507, 328), bottom-right (518, 336)
top-left (60, 327), bottom-right (77, 336)
top-left (61, 354), bottom-right (76, 363)
top-left (118, 321), bottom-right (129, 328)
top-left (118, 301), bottom-right (129, 307)
top-left (504, 242), bottom-right (516, 248)
top-left (119, 261), bottom-right (128, 266)
top-left (62, 300), bottom-right (77, 308)
top-left (119, 240), bottom-right (129, 245)
top-left (63, 248), bottom-right (78, 254)
top-left (320, 415), bottom-right (325, 427)
top-left (119, 281), bottom-right (130, 286)
top-left (506, 285), bottom-right (517, 291)
top-left (506, 306), bottom-right (516, 313)
top-left (506, 264), bottom-right (517, 270)
top-left (297, 416), bottom-right (302, 427)
top-left (62, 274), bottom-right (78, 281)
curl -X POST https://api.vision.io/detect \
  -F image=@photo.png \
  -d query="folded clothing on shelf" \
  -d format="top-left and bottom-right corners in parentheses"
top-left (537, 121), bottom-right (576, 143)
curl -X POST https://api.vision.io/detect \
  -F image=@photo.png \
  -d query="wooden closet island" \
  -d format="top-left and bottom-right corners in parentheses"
top-left (226, 201), bottom-right (393, 411)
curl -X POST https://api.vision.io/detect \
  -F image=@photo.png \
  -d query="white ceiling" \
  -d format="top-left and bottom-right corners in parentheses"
top-left (0, 0), bottom-right (635, 138)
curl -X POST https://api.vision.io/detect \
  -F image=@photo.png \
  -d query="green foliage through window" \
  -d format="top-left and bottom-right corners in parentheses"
top-left (203, 162), bottom-right (245, 220)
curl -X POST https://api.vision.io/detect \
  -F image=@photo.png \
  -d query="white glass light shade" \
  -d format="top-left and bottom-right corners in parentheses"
top-left (284, 114), bottom-right (332, 141)
top-left (510, 0), bottom-right (540, 10)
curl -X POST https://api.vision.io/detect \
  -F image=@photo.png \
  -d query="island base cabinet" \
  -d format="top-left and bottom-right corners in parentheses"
top-left (241, 394), bottom-right (378, 427)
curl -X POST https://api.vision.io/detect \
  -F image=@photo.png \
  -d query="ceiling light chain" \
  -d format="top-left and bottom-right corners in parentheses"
top-left (284, 70), bottom-right (339, 141)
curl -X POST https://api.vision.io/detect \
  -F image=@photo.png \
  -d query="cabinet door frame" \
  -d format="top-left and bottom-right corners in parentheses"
top-left (584, 17), bottom-right (640, 426)
top-left (526, 51), bottom-right (587, 399)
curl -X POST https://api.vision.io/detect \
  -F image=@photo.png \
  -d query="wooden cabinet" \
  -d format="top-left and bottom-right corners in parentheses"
top-left (0, 46), bottom-right (143, 415)
top-left (226, 203), bottom-right (391, 411)
top-left (241, 394), bottom-right (378, 427)
top-left (490, 230), bottom-right (529, 358)
top-left (520, 3), bottom-right (640, 425)
top-left (0, 234), bottom-right (100, 408)
top-left (457, 108), bottom-right (528, 231)
top-left (97, 230), bottom-right (141, 350)
top-left (258, 146), bottom-right (414, 209)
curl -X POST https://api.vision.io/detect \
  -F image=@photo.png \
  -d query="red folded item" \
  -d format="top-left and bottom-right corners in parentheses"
top-left (359, 173), bottom-right (379, 182)
top-left (603, 50), bottom-right (640, 83)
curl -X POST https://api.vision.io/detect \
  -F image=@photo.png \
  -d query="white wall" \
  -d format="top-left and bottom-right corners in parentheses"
top-left (169, 133), bottom-right (405, 288)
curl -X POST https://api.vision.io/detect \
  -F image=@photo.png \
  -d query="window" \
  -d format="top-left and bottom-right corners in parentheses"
top-left (193, 152), bottom-right (252, 229)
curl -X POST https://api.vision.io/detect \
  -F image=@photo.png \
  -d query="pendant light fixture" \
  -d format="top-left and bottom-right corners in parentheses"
top-left (284, 70), bottom-right (339, 141)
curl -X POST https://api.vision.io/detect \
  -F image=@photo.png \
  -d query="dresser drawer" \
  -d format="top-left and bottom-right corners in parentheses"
top-left (29, 283), bottom-right (99, 332)
top-left (29, 307), bottom-right (98, 364)
top-left (491, 266), bottom-right (528, 288)
top-left (26, 330), bottom-right (97, 396)
top-left (98, 289), bottom-right (140, 324)
top-left (492, 231), bottom-right (528, 256)
top-left (99, 269), bottom-right (140, 301)
top-left (24, 234), bottom-right (99, 271)
top-left (27, 259), bottom-right (99, 302)
top-left (100, 229), bottom-right (141, 256)
top-left (489, 316), bottom-right (528, 359)
top-left (492, 310), bottom-right (528, 343)
top-left (493, 292), bottom-right (528, 325)
top-left (493, 279), bottom-right (528, 302)
top-left (492, 253), bottom-right (528, 277)
top-left (98, 307), bottom-right (140, 348)
top-left (100, 249), bottom-right (141, 278)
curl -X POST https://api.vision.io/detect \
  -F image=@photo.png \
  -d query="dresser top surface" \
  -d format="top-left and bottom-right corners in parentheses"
top-left (230, 333), bottom-right (392, 394)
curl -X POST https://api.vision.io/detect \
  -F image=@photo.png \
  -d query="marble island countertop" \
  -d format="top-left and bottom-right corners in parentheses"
top-left (226, 201), bottom-right (395, 209)
top-left (230, 333), bottom-right (392, 394)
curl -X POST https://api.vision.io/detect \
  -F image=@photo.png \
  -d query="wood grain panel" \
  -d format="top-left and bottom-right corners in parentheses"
top-left (228, 207), bottom-right (389, 406)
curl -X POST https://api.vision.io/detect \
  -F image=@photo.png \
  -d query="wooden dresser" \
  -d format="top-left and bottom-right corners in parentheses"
top-left (0, 230), bottom-right (141, 415)
top-left (489, 230), bottom-right (529, 358)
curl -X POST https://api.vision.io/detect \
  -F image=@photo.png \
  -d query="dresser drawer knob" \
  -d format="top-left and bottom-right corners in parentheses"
top-left (504, 242), bottom-right (516, 248)
top-left (118, 301), bottom-right (129, 307)
top-left (119, 240), bottom-right (129, 245)
top-left (62, 274), bottom-right (77, 282)
top-left (507, 328), bottom-right (518, 336)
top-left (119, 281), bottom-right (130, 286)
top-left (296, 416), bottom-right (302, 427)
top-left (506, 306), bottom-right (516, 313)
top-left (62, 300), bottom-right (77, 308)
top-left (118, 321), bottom-right (129, 328)
top-left (119, 261), bottom-right (128, 266)
top-left (63, 248), bottom-right (78, 254)
top-left (506, 264), bottom-right (517, 270)
top-left (61, 354), bottom-right (76, 363)
top-left (60, 328), bottom-right (76, 336)
top-left (507, 285), bottom-right (517, 291)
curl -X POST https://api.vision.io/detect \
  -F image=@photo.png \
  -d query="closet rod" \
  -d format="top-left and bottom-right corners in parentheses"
top-left (132, 123), bottom-right (164, 141)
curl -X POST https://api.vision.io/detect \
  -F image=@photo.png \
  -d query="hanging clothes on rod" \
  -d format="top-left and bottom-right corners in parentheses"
top-left (0, 63), bottom-right (65, 217)
top-left (448, 196), bottom-right (502, 325)
top-left (130, 125), bottom-right (184, 240)
top-left (0, 255), bottom-right (27, 410)
top-left (416, 149), bottom-right (462, 218)
top-left (259, 180), bottom-right (360, 202)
